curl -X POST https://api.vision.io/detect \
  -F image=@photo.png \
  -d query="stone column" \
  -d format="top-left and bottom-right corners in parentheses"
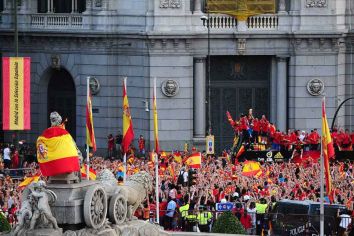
top-left (71, 0), bottom-right (74, 12)
top-left (278, 0), bottom-right (286, 12)
top-left (194, 0), bottom-right (201, 12)
top-left (276, 56), bottom-right (287, 132)
top-left (84, 0), bottom-right (91, 13)
top-left (194, 57), bottom-right (206, 137)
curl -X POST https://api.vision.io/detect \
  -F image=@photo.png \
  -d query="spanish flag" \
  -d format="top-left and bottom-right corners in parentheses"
top-left (242, 161), bottom-right (262, 177)
top-left (81, 164), bottom-right (96, 180)
top-left (207, 0), bottom-right (275, 21)
top-left (322, 97), bottom-right (335, 200)
top-left (86, 90), bottom-right (96, 152)
top-left (185, 152), bottom-right (202, 168)
top-left (122, 77), bottom-right (134, 154)
top-left (18, 175), bottom-right (40, 188)
top-left (173, 152), bottom-right (182, 163)
top-left (2, 57), bottom-right (31, 130)
top-left (153, 78), bottom-right (160, 153)
top-left (36, 127), bottom-right (80, 176)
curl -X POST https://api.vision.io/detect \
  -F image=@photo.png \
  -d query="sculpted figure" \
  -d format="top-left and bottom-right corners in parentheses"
top-left (116, 171), bottom-right (153, 220)
top-left (12, 195), bottom-right (35, 235)
top-left (29, 181), bottom-right (59, 230)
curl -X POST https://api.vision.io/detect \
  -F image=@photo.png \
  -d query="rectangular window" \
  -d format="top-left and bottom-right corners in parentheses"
top-left (38, 0), bottom-right (47, 13)
top-left (53, 0), bottom-right (72, 13)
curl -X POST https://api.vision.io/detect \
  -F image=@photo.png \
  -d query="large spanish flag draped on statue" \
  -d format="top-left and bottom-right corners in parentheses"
top-left (86, 90), bottom-right (96, 152)
top-left (122, 78), bottom-right (134, 154)
top-left (322, 98), bottom-right (335, 199)
top-left (36, 127), bottom-right (80, 176)
top-left (153, 78), bottom-right (160, 153)
top-left (186, 152), bottom-right (202, 168)
top-left (2, 57), bottom-right (31, 130)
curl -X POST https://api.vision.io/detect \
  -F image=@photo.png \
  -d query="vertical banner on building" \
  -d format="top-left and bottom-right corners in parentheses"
top-left (206, 135), bottom-right (215, 155)
top-left (2, 57), bottom-right (31, 130)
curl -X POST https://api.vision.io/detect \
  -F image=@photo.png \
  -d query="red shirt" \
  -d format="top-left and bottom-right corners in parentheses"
top-left (159, 201), bottom-right (168, 217)
top-left (138, 138), bottom-right (145, 151)
top-left (253, 119), bottom-right (260, 132)
top-left (240, 214), bottom-right (252, 229)
top-left (351, 133), bottom-right (354, 145)
top-left (240, 117), bottom-right (249, 130)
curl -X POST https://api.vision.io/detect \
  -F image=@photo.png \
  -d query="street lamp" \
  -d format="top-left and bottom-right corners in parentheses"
top-left (201, 12), bottom-right (211, 135)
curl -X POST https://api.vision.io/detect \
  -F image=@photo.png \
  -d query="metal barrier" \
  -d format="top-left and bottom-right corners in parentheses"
top-left (2, 167), bottom-right (35, 179)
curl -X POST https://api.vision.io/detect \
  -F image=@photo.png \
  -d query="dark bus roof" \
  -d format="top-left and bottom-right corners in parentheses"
top-left (277, 199), bottom-right (346, 208)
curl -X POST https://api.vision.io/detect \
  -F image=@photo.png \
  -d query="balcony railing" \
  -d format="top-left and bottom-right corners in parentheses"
top-left (202, 14), bottom-right (278, 31)
top-left (202, 14), bottom-right (237, 29)
top-left (31, 14), bottom-right (83, 29)
top-left (247, 14), bottom-right (278, 30)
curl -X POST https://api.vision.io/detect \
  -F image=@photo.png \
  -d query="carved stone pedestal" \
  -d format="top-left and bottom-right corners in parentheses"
top-left (25, 228), bottom-right (63, 236)
top-left (47, 180), bottom-right (97, 226)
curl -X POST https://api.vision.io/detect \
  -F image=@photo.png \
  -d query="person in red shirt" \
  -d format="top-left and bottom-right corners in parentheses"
top-left (331, 128), bottom-right (339, 150)
top-left (338, 129), bottom-right (352, 151)
top-left (308, 129), bottom-right (320, 150)
top-left (259, 115), bottom-right (269, 144)
top-left (351, 130), bottom-right (354, 150)
top-left (240, 114), bottom-right (250, 143)
top-left (240, 210), bottom-right (252, 233)
top-left (138, 135), bottom-right (146, 157)
top-left (252, 118), bottom-right (260, 144)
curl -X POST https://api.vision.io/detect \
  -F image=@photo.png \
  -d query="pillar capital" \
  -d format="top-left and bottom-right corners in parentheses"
top-left (276, 55), bottom-right (289, 62)
top-left (195, 57), bottom-right (206, 63)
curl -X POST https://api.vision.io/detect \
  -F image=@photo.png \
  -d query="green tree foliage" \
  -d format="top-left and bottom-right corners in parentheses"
top-left (211, 211), bottom-right (247, 234)
top-left (0, 212), bottom-right (11, 232)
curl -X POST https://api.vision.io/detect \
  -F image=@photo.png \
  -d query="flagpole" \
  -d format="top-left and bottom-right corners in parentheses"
top-left (154, 77), bottom-right (160, 224)
top-left (155, 151), bottom-right (160, 224)
top-left (320, 97), bottom-right (325, 236)
top-left (86, 77), bottom-right (90, 180)
top-left (123, 152), bottom-right (127, 183)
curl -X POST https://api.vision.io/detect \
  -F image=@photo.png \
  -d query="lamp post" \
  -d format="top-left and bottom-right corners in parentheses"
top-left (201, 11), bottom-right (211, 135)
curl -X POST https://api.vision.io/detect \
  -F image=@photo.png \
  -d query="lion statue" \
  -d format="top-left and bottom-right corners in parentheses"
top-left (114, 171), bottom-right (153, 221)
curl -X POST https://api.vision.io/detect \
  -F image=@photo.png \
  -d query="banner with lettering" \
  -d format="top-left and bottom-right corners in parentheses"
top-left (2, 57), bottom-right (31, 130)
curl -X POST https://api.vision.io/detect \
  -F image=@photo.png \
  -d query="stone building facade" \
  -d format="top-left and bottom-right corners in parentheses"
top-left (0, 0), bottom-right (353, 153)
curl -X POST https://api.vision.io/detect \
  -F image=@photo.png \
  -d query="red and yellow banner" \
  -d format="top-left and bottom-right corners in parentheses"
top-left (18, 175), bottom-right (40, 188)
top-left (122, 78), bottom-right (134, 153)
top-left (86, 90), bottom-right (96, 152)
top-left (186, 152), bottom-right (202, 168)
top-left (81, 164), bottom-right (96, 180)
top-left (36, 126), bottom-right (80, 176)
top-left (2, 57), bottom-right (31, 130)
top-left (322, 98), bottom-right (335, 200)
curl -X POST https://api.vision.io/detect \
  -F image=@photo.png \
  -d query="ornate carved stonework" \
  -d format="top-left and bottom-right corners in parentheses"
top-left (170, 0), bottom-right (181, 8)
top-left (51, 55), bottom-right (60, 69)
top-left (88, 76), bottom-right (100, 95)
top-left (159, 0), bottom-right (181, 8)
top-left (306, 0), bottom-right (327, 8)
top-left (161, 80), bottom-right (179, 97)
top-left (307, 79), bottom-right (324, 96)
top-left (95, 0), bottom-right (102, 7)
top-left (159, 0), bottom-right (169, 8)
top-left (237, 39), bottom-right (246, 55)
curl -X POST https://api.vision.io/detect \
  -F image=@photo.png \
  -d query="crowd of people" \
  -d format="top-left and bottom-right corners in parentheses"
top-left (1, 138), bottom-right (354, 234)
top-left (227, 111), bottom-right (354, 157)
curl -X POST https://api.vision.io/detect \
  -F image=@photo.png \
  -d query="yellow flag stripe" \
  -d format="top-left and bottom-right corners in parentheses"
top-left (37, 134), bottom-right (79, 163)
top-left (9, 58), bottom-right (24, 130)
